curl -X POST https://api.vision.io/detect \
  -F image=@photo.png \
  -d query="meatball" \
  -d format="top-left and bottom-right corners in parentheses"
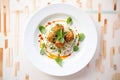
top-left (53, 24), bottom-right (64, 32)
top-left (65, 31), bottom-right (74, 42)
top-left (55, 41), bottom-right (64, 48)
top-left (47, 32), bottom-right (56, 43)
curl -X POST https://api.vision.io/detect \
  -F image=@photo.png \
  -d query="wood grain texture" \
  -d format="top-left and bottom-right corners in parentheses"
top-left (87, 0), bottom-right (92, 9)
top-left (6, 48), bottom-right (13, 67)
top-left (96, 55), bottom-right (104, 73)
top-left (112, 73), bottom-right (120, 80)
top-left (103, 40), bottom-right (106, 59)
top-left (25, 74), bottom-right (29, 80)
top-left (0, 48), bottom-right (3, 77)
top-left (76, 0), bottom-right (82, 8)
top-left (103, 18), bottom-right (107, 34)
top-left (98, 3), bottom-right (101, 22)
top-left (110, 47), bottom-right (115, 68)
top-left (14, 62), bottom-right (20, 77)
top-left (6, 0), bottom-right (10, 32)
top-left (5, 39), bottom-right (8, 49)
top-left (4, 10), bottom-right (7, 36)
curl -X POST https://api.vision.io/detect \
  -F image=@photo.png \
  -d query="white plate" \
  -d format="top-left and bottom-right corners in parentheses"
top-left (24, 4), bottom-right (98, 76)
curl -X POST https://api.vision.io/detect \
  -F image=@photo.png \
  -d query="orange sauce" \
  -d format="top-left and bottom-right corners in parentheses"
top-left (47, 51), bottom-right (71, 60)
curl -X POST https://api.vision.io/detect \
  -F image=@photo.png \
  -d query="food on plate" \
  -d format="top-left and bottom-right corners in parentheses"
top-left (38, 17), bottom-right (85, 66)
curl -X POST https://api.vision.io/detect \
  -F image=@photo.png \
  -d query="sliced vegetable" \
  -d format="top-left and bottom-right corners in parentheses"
top-left (67, 17), bottom-right (72, 24)
top-left (73, 46), bottom-right (79, 51)
top-left (55, 56), bottom-right (62, 67)
top-left (39, 25), bottom-right (46, 34)
top-left (79, 33), bottom-right (85, 41)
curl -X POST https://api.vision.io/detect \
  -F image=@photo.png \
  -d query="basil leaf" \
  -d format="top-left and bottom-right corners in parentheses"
top-left (67, 17), bottom-right (72, 24)
top-left (63, 32), bottom-right (67, 37)
top-left (40, 48), bottom-right (45, 55)
top-left (60, 37), bottom-right (64, 43)
top-left (55, 57), bottom-right (62, 67)
top-left (79, 33), bottom-right (85, 41)
top-left (73, 46), bottom-right (79, 51)
top-left (39, 25), bottom-right (46, 34)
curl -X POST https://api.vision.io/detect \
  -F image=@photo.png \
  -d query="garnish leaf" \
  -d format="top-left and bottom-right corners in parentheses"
top-left (55, 29), bottom-right (67, 43)
top-left (73, 46), bottom-right (79, 51)
top-left (40, 43), bottom-right (46, 55)
top-left (60, 37), bottom-right (64, 43)
top-left (55, 56), bottom-right (62, 67)
top-left (39, 25), bottom-right (46, 34)
top-left (63, 32), bottom-right (67, 37)
top-left (40, 48), bottom-right (45, 55)
top-left (79, 33), bottom-right (85, 41)
top-left (67, 17), bottom-right (72, 24)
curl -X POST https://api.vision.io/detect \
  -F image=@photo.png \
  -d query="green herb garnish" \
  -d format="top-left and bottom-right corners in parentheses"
top-left (55, 56), bottom-right (62, 67)
top-left (39, 25), bottom-right (46, 34)
top-left (79, 33), bottom-right (85, 41)
top-left (67, 17), bottom-right (72, 24)
top-left (55, 29), bottom-right (67, 43)
top-left (58, 49), bottom-right (61, 53)
top-left (40, 43), bottom-right (46, 55)
top-left (73, 46), bottom-right (79, 51)
top-left (56, 24), bottom-right (59, 26)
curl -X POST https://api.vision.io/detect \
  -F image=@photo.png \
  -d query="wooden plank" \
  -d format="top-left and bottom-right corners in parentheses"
top-left (0, 48), bottom-right (3, 77)
top-left (87, 0), bottom-right (92, 9)
top-left (25, 74), bottom-right (29, 80)
top-left (4, 9), bottom-right (7, 36)
top-left (103, 40), bottom-right (106, 59)
top-left (112, 73), bottom-right (120, 80)
top-left (110, 47), bottom-right (115, 68)
top-left (98, 3), bottom-right (101, 22)
top-left (6, 0), bottom-right (10, 32)
top-left (103, 18), bottom-right (107, 34)
top-left (5, 39), bottom-right (8, 49)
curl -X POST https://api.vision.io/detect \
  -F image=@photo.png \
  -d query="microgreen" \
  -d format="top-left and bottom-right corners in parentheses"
top-left (39, 25), bottom-right (46, 34)
top-left (67, 17), bottom-right (72, 24)
top-left (55, 56), bottom-right (62, 67)
top-left (79, 33), bottom-right (85, 41)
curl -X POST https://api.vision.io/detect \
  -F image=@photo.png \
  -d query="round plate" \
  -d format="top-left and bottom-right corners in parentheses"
top-left (24, 4), bottom-right (97, 76)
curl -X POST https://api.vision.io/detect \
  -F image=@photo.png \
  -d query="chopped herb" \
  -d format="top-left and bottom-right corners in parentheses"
top-left (50, 47), bottom-right (53, 49)
top-left (73, 46), bottom-right (79, 51)
top-left (67, 17), bottom-right (72, 24)
top-left (58, 49), bottom-right (61, 53)
top-left (55, 56), bottom-right (62, 67)
top-left (79, 33), bottom-right (85, 41)
top-left (39, 25), bottom-right (46, 34)
top-left (40, 43), bottom-right (46, 55)
top-left (50, 46), bottom-right (56, 50)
